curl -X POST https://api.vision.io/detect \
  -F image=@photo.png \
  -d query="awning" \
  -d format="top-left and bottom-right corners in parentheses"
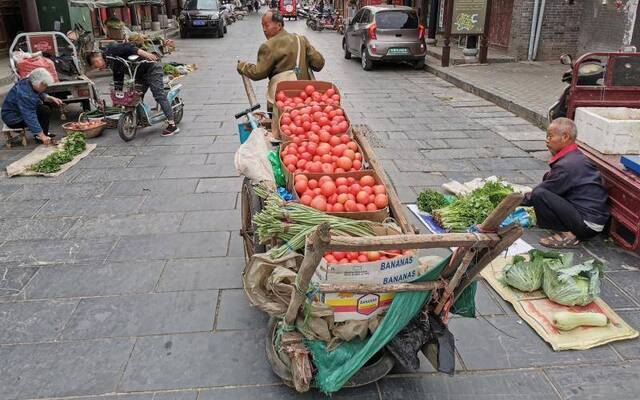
top-left (70, 0), bottom-right (126, 7)
top-left (125, 0), bottom-right (164, 4)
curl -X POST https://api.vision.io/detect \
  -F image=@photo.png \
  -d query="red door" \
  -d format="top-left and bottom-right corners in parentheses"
top-left (488, 0), bottom-right (513, 48)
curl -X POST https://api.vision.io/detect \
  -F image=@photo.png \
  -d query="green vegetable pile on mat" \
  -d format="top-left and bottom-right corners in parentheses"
top-left (501, 249), bottom-right (560, 292)
top-left (416, 188), bottom-right (449, 214)
top-left (31, 132), bottom-right (86, 173)
top-left (433, 180), bottom-right (514, 232)
top-left (542, 254), bottom-right (603, 306)
top-left (252, 186), bottom-right (381, 259)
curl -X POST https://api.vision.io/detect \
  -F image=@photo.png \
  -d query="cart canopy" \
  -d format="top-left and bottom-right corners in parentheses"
top-left (70, 0), bottom-right (126, 7)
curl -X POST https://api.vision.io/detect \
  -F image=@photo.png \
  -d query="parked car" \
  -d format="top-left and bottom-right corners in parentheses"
top-left (179, 0), bottom-right (227, 38)
top-left (343, 5), bottom-right (426, 71)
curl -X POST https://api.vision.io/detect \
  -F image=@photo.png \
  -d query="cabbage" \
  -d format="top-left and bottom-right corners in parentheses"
top-left (542, 255), bottom-right (603, 306)
top-left (502, 249), bottom-right (560, 292)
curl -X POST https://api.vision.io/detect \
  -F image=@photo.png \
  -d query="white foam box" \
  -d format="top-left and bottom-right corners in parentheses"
top-left (312, 253), bottom-right (420, 322)
top-left (574, 107), bottom-right (640, 154)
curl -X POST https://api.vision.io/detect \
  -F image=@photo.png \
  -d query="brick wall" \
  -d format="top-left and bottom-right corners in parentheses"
top-left (578, 0), bottom-right (637, 53)
top-left (506, 0), bottom-right (584, 61)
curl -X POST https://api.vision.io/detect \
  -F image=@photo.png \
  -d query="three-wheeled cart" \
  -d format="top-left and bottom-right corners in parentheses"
top-left (9, 31), bottom-right (99, 112)
top-left (236, 77), bottom-right (524, 393)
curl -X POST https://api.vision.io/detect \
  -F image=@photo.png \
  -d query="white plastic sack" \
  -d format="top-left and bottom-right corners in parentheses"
top-left (234, 127), bottom-right (276, 188)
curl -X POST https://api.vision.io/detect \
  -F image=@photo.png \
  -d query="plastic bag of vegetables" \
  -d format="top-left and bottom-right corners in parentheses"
top-left (542, 255), bottom-right (604, 306)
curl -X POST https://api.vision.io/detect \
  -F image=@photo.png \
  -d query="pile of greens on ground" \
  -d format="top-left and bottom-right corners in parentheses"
top-left (416, 189), bottom-right (449, 214)
top-left (432, 181), bottom-right (514, 232)
top-left (31, 132), bottom-right (86, 173)
top-left (502, 249), bottom-right (604, 306)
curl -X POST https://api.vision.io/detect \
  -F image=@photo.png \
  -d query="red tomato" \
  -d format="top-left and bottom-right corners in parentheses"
top-left (308, 179), bottom-right (318, 189)
top-left (335, 168), bottom-right (345, 173)
top-left (344, 199), bottom-right (358, 212)
top-left (338, 121), bottom-right (349, 133)
top-left (326, 88), bottom-right (336, 97)
top-left (347, 252), bottom-right (358, 260)
top-left (340, 134), bottom-right (350, 144)
top-left (326, 203), bottom-right (333, 212)
top-left (313, 188), bottom-right (322, 195)
top-left (367, 251), bottom-right (380, 261)
top-left (335, 177), bottom-right (348, 186)
top-left (350, 183), bottom-right (362, 196)
top-left (305, 85), bottom-right (315, 96)
top-left (317, 143), bottom-right (331, 156)
top-left (331, 144), bottom-right (346, 157)
top-left (283, 154), bottom-right (298, 166)
top-left (296, 159), bottom-right (306, 169)
top-left (319, 130), bottom-right (331, 143)
top-left (347, 177), bottom-right (356, 185)
top-left (309, 161), bottom-right (322, 173)
top-left (374, 194), bottom-right (389, 209)
top-left (333, 203), bottom-right (344, 212)
top-left (320, 154), bottom-right (332, 163)
top-left (320, 181), bottom-right (336, 197)
top-left (333, 251), bottom-right (346, 260)
top-left (328, 193), bottom-right (338, 204)
top-left (337, 193), bottom-right (349, 204)
top-left (329, 135), bottom-right (341, 146)
top-left (356, 203), bottom-right (366, 212)
top-left (294, 180), bottom-right (307, 194)
top-left (356, 191), bottom-right (369, 205)
top-left (300, 194), bottom-right (312, 205)
top-left (324, 254), bottom-right (337, 263)
top-left (359, 175), bottom-right (376, 187)
top-left (343, 149), bottom-right (356, 160)
top-left (357, 254), bottom-right (369, 263)
top-left (347, 142), bottom-right (358, 151)
top-left (321, 163), bottom-right (334, 174)
top-left (352, 159), bottom-right (362, 170)
top-left (373, 185), bottom-right (386, 195)
top-left (300, 152), bottom-right (312, 162)
top-left (310, 195), bottom-right (327, 211)
top-left (337, 185), bottom-right (349, 194)
top-left (336, 157), bottom-right (352, 170)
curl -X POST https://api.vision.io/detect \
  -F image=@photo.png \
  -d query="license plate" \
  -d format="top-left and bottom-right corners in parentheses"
top-left (387, 48), bottom-right (409, 55)
top-left (192, 20), bottom-right (206, 26)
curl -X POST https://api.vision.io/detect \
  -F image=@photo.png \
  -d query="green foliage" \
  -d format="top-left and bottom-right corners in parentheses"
top-left (433, 180), bottom-right (514, 232)
top-left (31, 132), bottom-right (86, 174)
top-left (416, 189), bottom-right (448, 214)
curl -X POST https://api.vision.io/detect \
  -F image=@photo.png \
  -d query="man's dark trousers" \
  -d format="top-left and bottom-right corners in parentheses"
top-left (529, 186), bottom-right (600, 240)
top-left (137, 63), bottom-right (174, 120)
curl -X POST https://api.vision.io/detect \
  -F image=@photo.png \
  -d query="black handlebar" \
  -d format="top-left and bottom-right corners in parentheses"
top-left (234, 104), bottom-right (261, 119)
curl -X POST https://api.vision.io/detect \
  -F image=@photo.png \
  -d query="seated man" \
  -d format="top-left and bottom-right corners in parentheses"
top-left (1, 68), bottom-right (64, 145)
top-left (522, 118), bottom-right (610, 248)
top-left (88, 43), bottom-right (179, 136)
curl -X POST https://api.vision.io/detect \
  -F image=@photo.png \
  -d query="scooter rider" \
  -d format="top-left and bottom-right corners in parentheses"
top-left (88, 43), bottom-right (179, 136)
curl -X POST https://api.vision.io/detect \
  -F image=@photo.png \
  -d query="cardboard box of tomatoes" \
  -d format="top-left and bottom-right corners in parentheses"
top-left (312, 248), bottom-right (420, 322)
top-left (278, 104), bottom-right (352, 143)
top-left (290, 170), bottom-right (390, 222)
top-left (272, 80), bottom-right (342, 137)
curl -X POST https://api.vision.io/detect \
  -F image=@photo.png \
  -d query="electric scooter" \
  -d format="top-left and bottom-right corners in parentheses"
top-left (108, 55), bottom-right (185, 142)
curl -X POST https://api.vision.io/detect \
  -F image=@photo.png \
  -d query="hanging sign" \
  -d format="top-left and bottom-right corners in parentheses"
top-left (451, 0), bottom-right (488, 35)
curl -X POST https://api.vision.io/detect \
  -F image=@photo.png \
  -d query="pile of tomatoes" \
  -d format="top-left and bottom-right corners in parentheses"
top-left (294, 174), bottom-right (389, 213)
top-left (281, 140), bottom-right (363, 174)
top-left (324, 249), bottom-right (414, 264)
top-left (279, 104), bottom-right (349, 141)
top-left (275, 85), bottom-right (341, 111)
top-left (65, 120), bottom-right (105, 130)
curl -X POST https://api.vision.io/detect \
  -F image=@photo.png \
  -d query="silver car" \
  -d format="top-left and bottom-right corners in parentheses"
top-left (343, 5), bottom-right (426, 71)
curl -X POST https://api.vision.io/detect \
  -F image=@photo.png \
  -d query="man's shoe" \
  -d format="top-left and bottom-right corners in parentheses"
top-left (161, 123), bottom-right (180, 137)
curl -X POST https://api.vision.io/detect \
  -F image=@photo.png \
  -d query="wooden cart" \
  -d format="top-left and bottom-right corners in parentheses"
top-left (237, 77), bottom-right (524, 393)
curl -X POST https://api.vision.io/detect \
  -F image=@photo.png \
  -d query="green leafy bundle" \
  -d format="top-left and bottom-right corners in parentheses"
top-left (416, 189), bottom-right (448, 214)
top-left (433, 180), bottom-right (514, 232)
top-left (31, 132), bottom-right (86, 174)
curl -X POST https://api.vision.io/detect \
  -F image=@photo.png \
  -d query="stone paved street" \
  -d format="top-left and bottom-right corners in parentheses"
top-left (1, 12), bottom-right (639, 400)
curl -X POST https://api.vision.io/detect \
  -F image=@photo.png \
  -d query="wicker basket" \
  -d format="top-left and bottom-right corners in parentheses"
top-left (62, 120), bottom-right (107, 139)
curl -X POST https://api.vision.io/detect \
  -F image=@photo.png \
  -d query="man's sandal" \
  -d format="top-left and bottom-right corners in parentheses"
top-left (539, 234), bottom-right (581, 249)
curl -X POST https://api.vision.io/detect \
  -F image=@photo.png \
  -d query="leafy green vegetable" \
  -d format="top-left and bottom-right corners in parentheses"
top-left (105, 17), bottom-right (124, 29)
top-left (31, 132), bottom-right (86, 173)
top-left (502, 249), bottom-right (560, 292)
top-left (433, 180), bottom-right (514, 232)
top-left (542, 254), bottom-right (603, 306)
top-left (416, 189), bottom-right (449, 214)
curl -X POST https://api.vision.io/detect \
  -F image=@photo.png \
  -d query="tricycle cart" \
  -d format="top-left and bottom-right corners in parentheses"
top-left (9, 31), bottom-right (99, 112)
top-left (236, 77), bottom-right (524, 393)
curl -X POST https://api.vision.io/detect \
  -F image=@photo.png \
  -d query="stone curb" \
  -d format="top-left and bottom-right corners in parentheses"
top-left (424, 59), bottom-right (549, 130)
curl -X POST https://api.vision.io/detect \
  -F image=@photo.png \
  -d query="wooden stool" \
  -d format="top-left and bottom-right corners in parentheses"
top-left (2, 125), bottom-right (28, 149)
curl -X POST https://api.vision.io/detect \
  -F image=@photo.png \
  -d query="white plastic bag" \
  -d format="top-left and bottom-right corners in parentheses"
top-left (234, 127), bottom-right (276, 188)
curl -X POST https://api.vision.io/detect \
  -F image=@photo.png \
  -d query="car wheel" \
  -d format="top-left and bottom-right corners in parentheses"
top-left (218, 24), bottom-right (224, 38)
top-left (413, 59), bottom-right (425, 70)
top-left (343, 39), bottom-right (351, 59)
top-left (361, 47), bottom-right (373, 71)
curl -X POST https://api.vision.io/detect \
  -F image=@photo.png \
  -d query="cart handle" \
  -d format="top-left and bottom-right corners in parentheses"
top-left (234, 103), bottom-right (261, 120)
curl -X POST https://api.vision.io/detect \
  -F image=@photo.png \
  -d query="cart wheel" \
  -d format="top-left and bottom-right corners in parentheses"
top-left (265, 317), bottom-right (396, 389)
top-left (117, 111), bottom-right (137, 142)
top-left (241, 177), bottom-right (266, 262)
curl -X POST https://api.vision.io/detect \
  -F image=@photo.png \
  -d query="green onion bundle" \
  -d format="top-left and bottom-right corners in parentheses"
top-left (253, 186), bottom-right (382, 259)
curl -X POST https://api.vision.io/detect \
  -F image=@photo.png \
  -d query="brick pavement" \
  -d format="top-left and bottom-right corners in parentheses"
top-left (0, 12), bottom-right (639, 400)
top-left (426, 59), bottom-right (568, 129)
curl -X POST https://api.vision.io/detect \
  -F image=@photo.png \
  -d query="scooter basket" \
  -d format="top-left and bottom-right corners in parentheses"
top-left (110, 88), bottom-right (142, 107)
